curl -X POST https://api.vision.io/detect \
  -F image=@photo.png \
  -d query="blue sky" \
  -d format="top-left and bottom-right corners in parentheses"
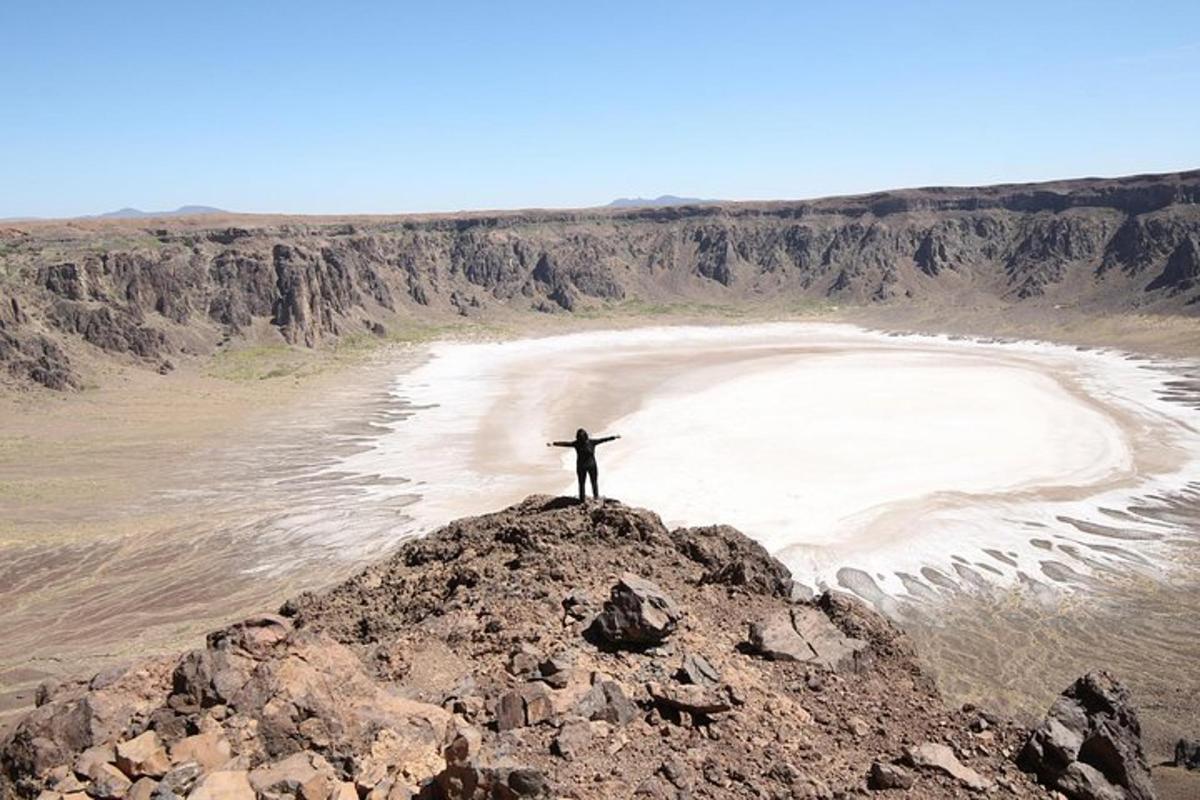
top-left (1, 1), bottom-right (1197, 218)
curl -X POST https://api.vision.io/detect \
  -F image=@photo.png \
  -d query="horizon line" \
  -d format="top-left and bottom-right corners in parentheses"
top-left (4, 165), bottom-right (1198, 224)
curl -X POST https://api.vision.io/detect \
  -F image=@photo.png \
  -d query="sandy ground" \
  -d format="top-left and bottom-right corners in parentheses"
top-left (0, 343), bottom-right (426, 729)
top-left (1, 308), bottom-right (1199, 795)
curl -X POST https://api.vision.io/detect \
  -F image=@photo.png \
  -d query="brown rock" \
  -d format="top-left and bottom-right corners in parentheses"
top-left (647, 682), bottom-right (731, 716)
top-left (9, 657), bottom-right (175, 766)
top-left (72, 744), bottom-right (115, 778)
top-left (676, 653), bottom-right (720, 686)
top-left (496, 691), bottom-right (525, 731)
top-left (353, 724), bottom-right (446, 791)
top-left (495, 684), bottom-right (555, 731)
top-left (660, 756), bottom-right (695, 790)
top-left (249, 751), bottom-right (332, 796)
top-left (189, 769), bottom-right (255, 800)
top-left (507, 645), bottom-right (541, 676)
top-left (506, 768), bottom-right (550, 798)
top-left (114, 731), bottom-right (171, 778)
top-left (126, 778), bottom-right (157, 800)
top-left (552, 718), bottom-right (592, 760)
top-left (844, 716), bottom-right (870, 738)
top-left (168, 731), bottom-right (231, 772)
top-left (868, 761), bottom-right (914, 790)
top-left (89, 762), bottom-right (133, 798)
top-left (748, 612), bottom-right (808, 661)
top-left (300, 772), bottom-right (335, 800)
top-left (573, 680), bottom-right (638, 725)
top-left (672, 523), bottom-right (793, 597)
top-left (521, 683), bottom-right (554, 726)
top-left (537, 652), bottom-right (574, 678)
top-left (51, 772), bottom-right (86, 794)
top-left (145, 708), bottom-right (188, 743)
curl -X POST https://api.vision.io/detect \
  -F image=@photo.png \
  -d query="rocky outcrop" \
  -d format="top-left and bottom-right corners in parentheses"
top-left (0, 497), bottom-right (1151, 798)
top-left (747, 607), bottom-right (871, 672)
top-left (1146, 237), bottom-right (1200, 295)
top-left (1174, 739), bottom-right (1200, 770)
top-left (3, 615), bottom-right (453, 799)
top-left (1018, 671), bottom-right (1156, 800)
top-left (0, 329), bottom-right (75, 389)
top-left (1, 170), bottom-right (1198, 389)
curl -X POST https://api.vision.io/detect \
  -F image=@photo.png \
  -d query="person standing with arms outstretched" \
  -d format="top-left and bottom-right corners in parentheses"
top-left (547, 428), bottom-right (620, 502)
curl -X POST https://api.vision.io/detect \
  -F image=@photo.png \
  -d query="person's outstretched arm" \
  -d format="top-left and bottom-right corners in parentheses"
top-left (546, 441), bottom-right (575, 447)
top-left (592, 435), bottom-right (621, 444)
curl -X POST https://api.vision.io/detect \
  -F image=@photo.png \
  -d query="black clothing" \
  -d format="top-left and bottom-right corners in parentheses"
top-left (578, 461), bottom-right (598, 502)
top-left (552, 435), bottom-right (617, 500)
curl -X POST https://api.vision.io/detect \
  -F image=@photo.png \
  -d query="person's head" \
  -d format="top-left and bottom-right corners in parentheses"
top-left (576, 428), bottom-right (588, 442)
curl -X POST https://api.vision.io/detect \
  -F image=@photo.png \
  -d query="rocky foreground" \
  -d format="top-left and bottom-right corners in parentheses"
top-left (0, 497), bottom-right (1171, 799)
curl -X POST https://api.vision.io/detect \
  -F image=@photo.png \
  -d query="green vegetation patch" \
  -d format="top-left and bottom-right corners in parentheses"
top-left (206, 344), bottom-right (315, 382)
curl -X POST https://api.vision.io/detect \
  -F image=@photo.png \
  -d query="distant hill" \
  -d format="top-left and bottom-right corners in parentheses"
top-left (96, 205), bottom-right (225, 219)
top-left (607, 195), bottom-right (716, 208)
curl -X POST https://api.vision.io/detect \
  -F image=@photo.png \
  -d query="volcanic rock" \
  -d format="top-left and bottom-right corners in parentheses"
top-left (903, 742), bottom-right (991, 791)
top-left (646, 682), bottom-right (731, 719)
top-left (573, 681), bottom-right (638, 726)
top-left (89, 761), bottom-right (133, 798)
top-left (167, 732), bottom-right (230, 772)
top-left (0, 496), bottom-right (1129, 800)
top-left (159, 761), bottom-right (203, 794)
top-left (868, 761), bottom-right (914, 790)
top-left (672, 524), bottom-right (792, 597)
top-left (676, 653), bottom-right (720, 686)
top-left (7, 170), bottom-right (1199, 392)
top-left (550, 718), bottom-right (592, 761)
top-left (113, 732), bottom-right (170, 779)
top-left (1175, 738), bottom-right (1200, 770)
top-left (188, 769), bottom-right (254, 800)
top-left (588, 573), bottom-right (682, 648)
top-left (248, 751), bottom-right (335, 797)
top-left (748, 606), bottom-right (871, 672)
top-left (1019, 672), bottom-right (1155, 800)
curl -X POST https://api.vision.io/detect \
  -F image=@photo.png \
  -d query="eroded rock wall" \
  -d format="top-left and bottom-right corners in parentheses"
top-left (1, 170), bottom-right (1198, 389)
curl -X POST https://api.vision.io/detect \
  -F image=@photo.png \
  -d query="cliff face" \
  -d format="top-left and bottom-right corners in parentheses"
top-left (1, 170), bottom-right (1198, 388)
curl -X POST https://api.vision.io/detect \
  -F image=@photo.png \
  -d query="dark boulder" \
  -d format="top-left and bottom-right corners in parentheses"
top-left (1174, 738), bottom-right (1200, 770)
top-left (588, 573), bottom-right (681, 648)
top-left (1018, 671), bottom-right (1155, 800)
top-left (868, 761), bottom-right (914, 791)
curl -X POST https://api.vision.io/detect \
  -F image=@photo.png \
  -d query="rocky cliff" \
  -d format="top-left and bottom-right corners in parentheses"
top-left (0, 497), bottom-right (1160, 799)
top-left (1, 170), bottom-right (1198, 389)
